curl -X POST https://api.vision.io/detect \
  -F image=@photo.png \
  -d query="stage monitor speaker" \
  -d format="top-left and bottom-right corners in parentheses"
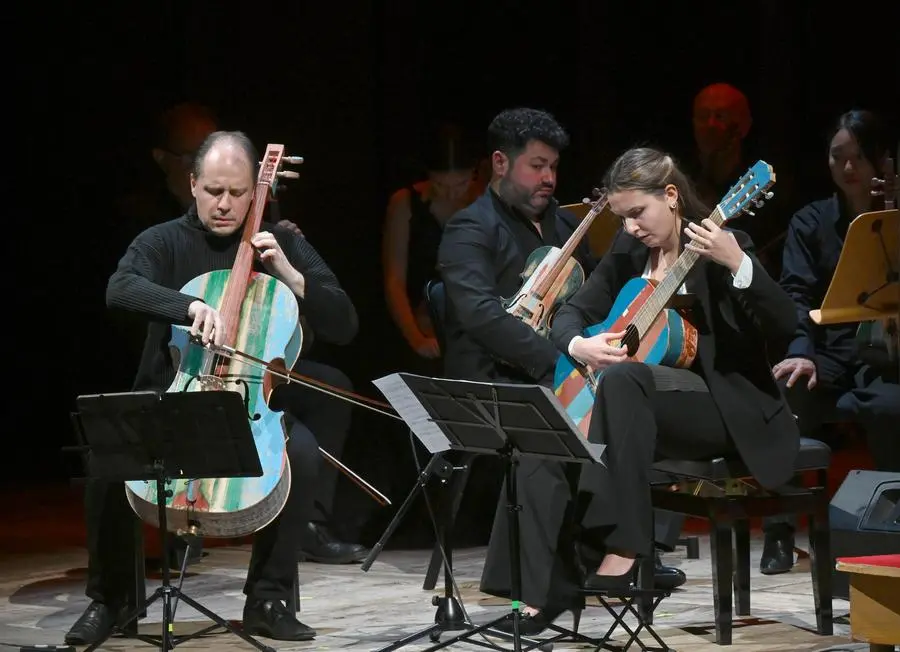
top-left (829, 469), bottom-right (900, 600)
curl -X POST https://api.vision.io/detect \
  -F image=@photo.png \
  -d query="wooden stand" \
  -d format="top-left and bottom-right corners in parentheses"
top-left (835, 555), bottom-right (900, 650)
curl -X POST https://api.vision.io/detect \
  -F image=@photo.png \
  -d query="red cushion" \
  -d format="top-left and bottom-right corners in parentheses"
top-left (837, 554), bottom-right (900, 568)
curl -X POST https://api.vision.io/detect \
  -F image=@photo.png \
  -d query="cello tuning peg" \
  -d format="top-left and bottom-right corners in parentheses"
top-left (277, 170), bottom-right (300, 179)
top-left (283, 156), bottom-right (305, 165)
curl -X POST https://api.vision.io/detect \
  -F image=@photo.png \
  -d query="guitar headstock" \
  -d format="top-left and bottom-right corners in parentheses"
top-left (257, 143), bottom-right (304, 199)
top-left (717, 160), bottom-right (776, 223)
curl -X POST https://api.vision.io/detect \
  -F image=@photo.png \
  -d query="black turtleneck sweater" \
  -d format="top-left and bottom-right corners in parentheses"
top-left (106, 207), bottom-right (358, 393)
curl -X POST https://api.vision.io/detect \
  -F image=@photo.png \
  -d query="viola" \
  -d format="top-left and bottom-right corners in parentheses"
top-left (553, 162), bottom-right (775, 436)
top-left (504, 189), bottom-right (609, 337)
top-left (124, 144), bottom-right (392, 538)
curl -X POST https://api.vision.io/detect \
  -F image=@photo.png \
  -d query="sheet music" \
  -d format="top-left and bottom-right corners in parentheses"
top-left (372, 373), bottom-right (451, 453)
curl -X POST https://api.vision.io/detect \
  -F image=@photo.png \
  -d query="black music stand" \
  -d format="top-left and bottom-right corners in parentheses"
top-left (370, 372), bottom-right (606, 652)
top-left (69, 390), bottom-right (276, 652)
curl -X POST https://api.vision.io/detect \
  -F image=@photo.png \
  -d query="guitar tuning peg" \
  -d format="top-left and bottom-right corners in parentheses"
top-left (582, 197), bottom-right (591, 204)
top-left (764, 191), bottom-right (774, 200)
top-left (745, 210), bottom-right (756, 217)
top-left (592, 187), bottom-right (602, 197)
top-left (277, 170), bottom-right (300, 179)
top-left (283, 156), bottom-right (305, 165)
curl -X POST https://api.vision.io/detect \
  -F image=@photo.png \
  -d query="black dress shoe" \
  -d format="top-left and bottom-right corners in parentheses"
top-left (64, 601), bottom-right (119, 645)
top-left (655, 552), bottom-right (687, 590)
top-left (242, 599), bottom-right (316, 641)
top-left (492, 603), bottom-right (584, 636)
top-left (583, 561), bottom-right (638, 592)
top-left (760, 524), bottom-right (795, 575)
top-left (300, 522), bottom-right (369, 564)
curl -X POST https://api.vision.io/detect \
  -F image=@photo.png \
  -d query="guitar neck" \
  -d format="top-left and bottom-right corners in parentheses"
top-left (633, 206), bottom-right (726, 336)
top-left (535, 198), bottom-right (606, 295)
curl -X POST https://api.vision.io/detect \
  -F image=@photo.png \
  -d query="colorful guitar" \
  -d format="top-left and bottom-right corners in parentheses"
top-left (553, 161), bottom-right (776, 436)
top-left (504, 189), bottom-right (609, 337)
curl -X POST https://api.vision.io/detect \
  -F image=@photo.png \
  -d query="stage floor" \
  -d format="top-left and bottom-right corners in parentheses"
top-left (1, 533), bottom-right (859, 651)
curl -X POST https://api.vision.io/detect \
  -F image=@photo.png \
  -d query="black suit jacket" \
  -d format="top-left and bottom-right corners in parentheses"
top-left (438, 188), bottom-right (596, 383)
top-left (780, 194), bottom-right (859, 384)
top-left (550, 227), bottom-right (801, 489)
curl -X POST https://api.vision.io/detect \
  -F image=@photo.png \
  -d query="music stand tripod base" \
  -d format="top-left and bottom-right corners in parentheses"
top-left (71, 390), bottom-right (276, 652)
top-left (372, 373), bottom-right (606, 652)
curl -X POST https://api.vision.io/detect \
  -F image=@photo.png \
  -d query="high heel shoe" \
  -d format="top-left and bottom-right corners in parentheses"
top-left (493, 603), bottom-right (584, 636)
top-left (582, 560), bottom-right (638, 592)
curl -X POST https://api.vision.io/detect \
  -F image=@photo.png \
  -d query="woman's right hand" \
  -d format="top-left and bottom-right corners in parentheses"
top-left (572, 330), bottom-right (628, 371)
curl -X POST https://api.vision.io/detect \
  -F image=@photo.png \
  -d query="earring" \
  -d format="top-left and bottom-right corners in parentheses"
top-left (670, 203), bottom-right (677, 210)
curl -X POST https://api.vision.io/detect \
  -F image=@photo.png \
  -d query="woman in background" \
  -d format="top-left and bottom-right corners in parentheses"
top-left (382, 123), bottom-right (483, 366)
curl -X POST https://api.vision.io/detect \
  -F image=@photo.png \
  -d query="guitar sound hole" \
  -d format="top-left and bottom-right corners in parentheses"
top-left (623, 324), bottom-right (640, 357)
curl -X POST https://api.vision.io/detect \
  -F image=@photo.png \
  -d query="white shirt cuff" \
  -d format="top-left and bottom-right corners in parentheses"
top-left (731, 253), bottom-right (753, 289)
top-left (568, 336), bottom-right (585, 361)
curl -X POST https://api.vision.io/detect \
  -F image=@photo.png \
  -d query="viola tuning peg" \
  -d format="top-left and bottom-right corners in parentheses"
top-left (283, 156), bottom-right (305, 165)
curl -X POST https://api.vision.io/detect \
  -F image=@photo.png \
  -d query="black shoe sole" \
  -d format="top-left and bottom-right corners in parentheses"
top-left (243, 624), bottom-right (316, 641)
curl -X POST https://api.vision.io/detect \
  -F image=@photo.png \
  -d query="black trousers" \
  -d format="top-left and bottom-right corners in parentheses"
top-left (480, 363), bottom-right (735, 609)
top-left (269, 359), bottom-right (353, 525)
top-left (764, 361), bottom-right (900, 532)
top-left (85, 416), bottom-right (320, 604)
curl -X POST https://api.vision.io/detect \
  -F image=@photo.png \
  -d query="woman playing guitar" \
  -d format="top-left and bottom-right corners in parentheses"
top-left (488, 146), bottom-right (799, 635)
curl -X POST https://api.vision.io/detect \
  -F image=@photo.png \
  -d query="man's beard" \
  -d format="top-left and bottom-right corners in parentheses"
top-left (498, 177), bottom-right (549, 217)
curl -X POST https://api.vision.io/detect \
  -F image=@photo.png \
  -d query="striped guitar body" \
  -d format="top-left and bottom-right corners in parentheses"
top-left (552, 277), bottom-right (698, 437)
top-left (124, 268), bottom-right (302, 538)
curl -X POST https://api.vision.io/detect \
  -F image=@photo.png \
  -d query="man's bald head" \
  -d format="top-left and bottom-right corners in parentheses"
top-left (692, 83), bottom-right (752, 156)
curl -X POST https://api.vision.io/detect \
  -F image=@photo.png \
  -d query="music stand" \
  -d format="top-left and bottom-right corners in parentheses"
top-left (70, 390), bottom-right (276, 652)
top-left (810, 209), bottom-right (898, 326)
top-left (371, 372), bottom-right (605, 652)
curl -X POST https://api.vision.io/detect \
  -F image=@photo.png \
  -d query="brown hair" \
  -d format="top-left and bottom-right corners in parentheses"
top-left (603, 147), bottom-right (711, 221)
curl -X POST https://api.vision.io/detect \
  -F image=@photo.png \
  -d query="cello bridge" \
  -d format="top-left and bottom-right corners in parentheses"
top-left (197, 375), bottom-right (226, 392)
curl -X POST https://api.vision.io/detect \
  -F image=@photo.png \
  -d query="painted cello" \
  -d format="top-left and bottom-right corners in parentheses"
top-left (504, 188), bottom-right (609, 337)
top-left (553, 161), bottom-right (776, 436)
top-left (124, 144), bottom-right (356, 538)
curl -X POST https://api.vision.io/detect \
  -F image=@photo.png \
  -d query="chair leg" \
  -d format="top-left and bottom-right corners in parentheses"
top-left (709, 513), bottom-right (734, 645)
top-left (132, 520), bottom-right (147, 623)
top-left (808, 478), bottom-right (833, 635)
top-left (732, 519), bottom-right (751, 616)
top-left (678, 536), bottom-right (700, 559)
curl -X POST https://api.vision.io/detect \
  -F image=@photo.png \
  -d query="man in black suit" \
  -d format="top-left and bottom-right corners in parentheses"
top-left (437, 108), bottom-right (685, 608)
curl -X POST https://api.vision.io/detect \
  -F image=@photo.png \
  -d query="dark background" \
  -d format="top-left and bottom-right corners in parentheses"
top-left (13, 1), bottom-right (898, 542)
